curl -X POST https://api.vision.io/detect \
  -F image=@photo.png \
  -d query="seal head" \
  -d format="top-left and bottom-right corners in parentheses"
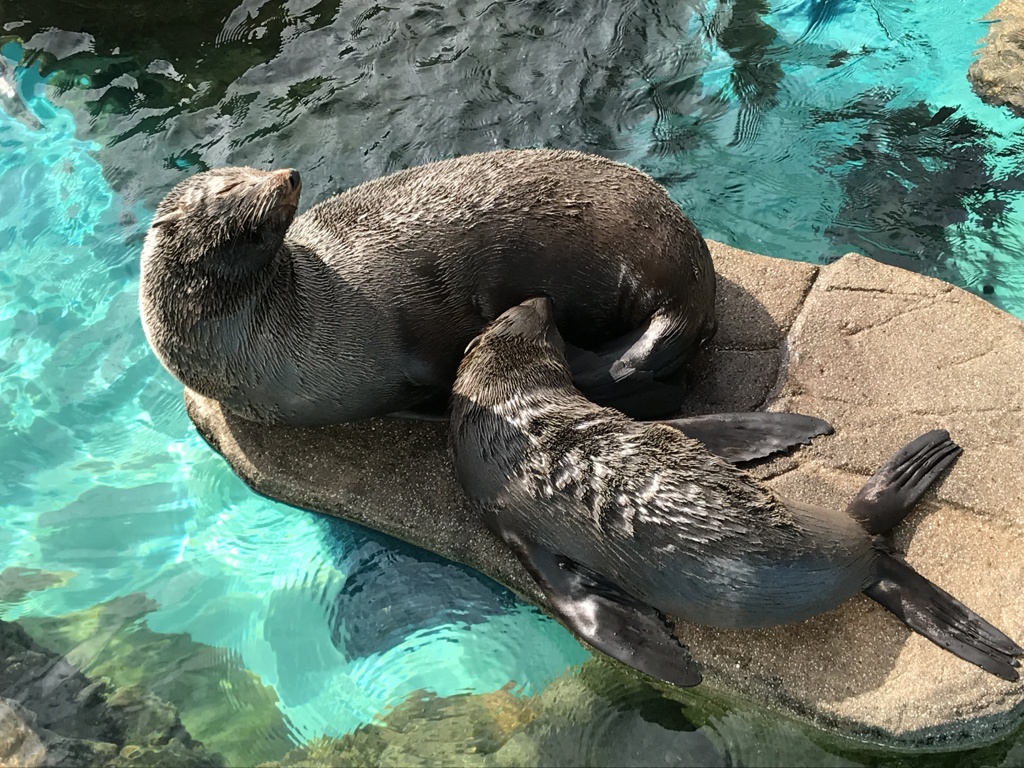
top-left (149, 166), bottom-right (301, 274)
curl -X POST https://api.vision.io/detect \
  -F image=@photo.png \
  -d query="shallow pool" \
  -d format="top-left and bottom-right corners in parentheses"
top-left (1, 0), bottom-right (1023, 764)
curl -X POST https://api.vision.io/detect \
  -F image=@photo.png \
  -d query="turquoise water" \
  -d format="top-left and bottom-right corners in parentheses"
top-left (633, 0), bottom-right (1024, 318)
top-left (2, 0), bottom-right (1024, 763)
top-left (0, 37), bottom-right (587, 754)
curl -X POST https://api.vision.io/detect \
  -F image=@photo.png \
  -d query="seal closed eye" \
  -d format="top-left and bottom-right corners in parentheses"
top-left (449, 297), bottom-right (1023, 687)
top-left (140, 149), bottom-right (722, 426)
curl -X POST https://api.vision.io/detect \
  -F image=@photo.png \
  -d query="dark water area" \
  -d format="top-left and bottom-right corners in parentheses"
top-left (8, 0), bottom-right (1024, 314)
top-left (3, 0), bottom-right (1024, 765)
top-left (328, 533), bottom-right (515, 660)
top-left (9, 0), bottom-right (684, 205)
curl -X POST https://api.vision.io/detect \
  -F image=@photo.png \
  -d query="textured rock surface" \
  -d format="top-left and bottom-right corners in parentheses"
top-left (968, 0), bottom-right (1024, 114)
top-left (185, 243), bottom-right (1024, 746)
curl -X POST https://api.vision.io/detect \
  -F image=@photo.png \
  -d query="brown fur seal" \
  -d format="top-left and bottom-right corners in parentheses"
top-left (450, 297), bottom-right (1022, 687)
top-left (139, 149), bottom-right (719, 426)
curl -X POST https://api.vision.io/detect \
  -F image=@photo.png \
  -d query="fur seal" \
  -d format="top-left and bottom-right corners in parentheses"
top-left (450, 297), bottom-right (1023, 686)
top-left (139, 149), bottom-right (719, 426)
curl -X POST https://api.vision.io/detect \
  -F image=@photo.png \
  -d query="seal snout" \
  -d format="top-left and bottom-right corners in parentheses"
top-left (272, 168), bottom-right (302, 206)
top-left (520, 296), bottom-right (554, 316)
top-left (497, 296), bottom-right (554, 339)
top-left (484, 297), bottom-right (568, 362)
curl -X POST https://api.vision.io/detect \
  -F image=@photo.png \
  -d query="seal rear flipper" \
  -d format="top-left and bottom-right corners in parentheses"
top-left (865, 553), bottom-right (1022, 681)
top-left (660, 412), bottom-right (834, 463)
top-left (565, 313), bottom-right (692, 419)
top-left (566, 343), bottom-right (686, 419)
top-left (504, 533), bottom-right (702, 688)
top-left (846, 430), bottom-right (962, 535)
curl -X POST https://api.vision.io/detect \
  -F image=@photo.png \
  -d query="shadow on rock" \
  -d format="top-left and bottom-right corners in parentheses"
top-left (679, 273), bottom-right (789, 416)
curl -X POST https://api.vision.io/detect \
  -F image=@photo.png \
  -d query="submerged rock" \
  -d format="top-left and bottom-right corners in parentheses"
top-left (17, 594), bottom-right (294, 766)
top-left (185, 243), bottom-right (1024, 747)
top-left (0, 567), bottom-right (76, 605)
top-left (0, 698), bottom-right (119, 768)
top-left (263, 674), bottom-right (729, 767)
top-left (0, 615), bottom-right (222, 768)
top-left (263, 685), bottom-right (539, 767)
top-left (0, 617), bottom-right (122, 746)
top-left (968, 0), bottom-right (1024, 115)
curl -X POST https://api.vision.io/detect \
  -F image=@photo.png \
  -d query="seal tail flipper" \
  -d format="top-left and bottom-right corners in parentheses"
top-left (566, 344), bottom-right (686, 419)
top-left (503, 532), bottom-right (702, 688)
top-left (846, 430), bottom-right (962, 535)
top-left (659, 412), bottom-right (834, 463)
top-left (864, 553), bottom-right (1022, 681)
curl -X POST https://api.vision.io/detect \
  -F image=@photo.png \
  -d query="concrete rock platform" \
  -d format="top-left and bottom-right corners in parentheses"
top-left (184, 243), bottom-right (1024, 747)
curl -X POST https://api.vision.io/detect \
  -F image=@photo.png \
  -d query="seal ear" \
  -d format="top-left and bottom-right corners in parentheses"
top-left (464, 334), bottom-right (482, 356)
top-left (151, 207), bottom-right (184, 228)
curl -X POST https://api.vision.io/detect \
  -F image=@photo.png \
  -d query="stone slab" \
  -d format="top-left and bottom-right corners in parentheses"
top-left (184, 241), bottom-right (1024, 746)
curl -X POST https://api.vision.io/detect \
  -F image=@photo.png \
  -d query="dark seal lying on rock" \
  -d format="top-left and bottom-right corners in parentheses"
top-left (450, 297), bottom-right (1023, 687)
top-left (139, 149), bottom-right (719, 425)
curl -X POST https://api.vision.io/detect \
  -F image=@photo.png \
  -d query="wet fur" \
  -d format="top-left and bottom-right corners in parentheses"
top-left (140, 149), bottom-right (716, 425)
top-left (451, 299), bottom-right (1022, 682)
top-left (452, 308), bottom-right (870, 629)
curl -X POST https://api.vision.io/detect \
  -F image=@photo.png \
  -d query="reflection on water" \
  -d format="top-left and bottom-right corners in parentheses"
top-left (328, 536), bottom-right (515, 660)
top-left (7, 0), bottom-right (1024, 313)
top-left (2, 0), bottom-right (1024, 764)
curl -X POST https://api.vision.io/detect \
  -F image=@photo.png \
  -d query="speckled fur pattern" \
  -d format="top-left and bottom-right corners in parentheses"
top-left (450, 297), bottom-right (1024, 688)
top-left (451, 299), bottom-right (879, 630)
top-left (139, 149), bottom-right (716, 426)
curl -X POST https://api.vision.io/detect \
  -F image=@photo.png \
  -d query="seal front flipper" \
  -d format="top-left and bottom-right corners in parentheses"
top-left (865, 553), bottom-right (1022, 681)
top-left (502, 531), bottom-right (702, 688)
top-left (846, 429), bottom-right (962, 535)
top-left (659, 412), bottom-right (834, 463)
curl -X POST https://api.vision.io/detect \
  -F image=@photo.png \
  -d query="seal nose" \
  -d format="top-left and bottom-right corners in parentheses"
top-left (273, 168), bottom-right (301, 193)
top-left (273, 168), bottom-right (302, 205)
top-left (520, 296), bottom-right (554, 318)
